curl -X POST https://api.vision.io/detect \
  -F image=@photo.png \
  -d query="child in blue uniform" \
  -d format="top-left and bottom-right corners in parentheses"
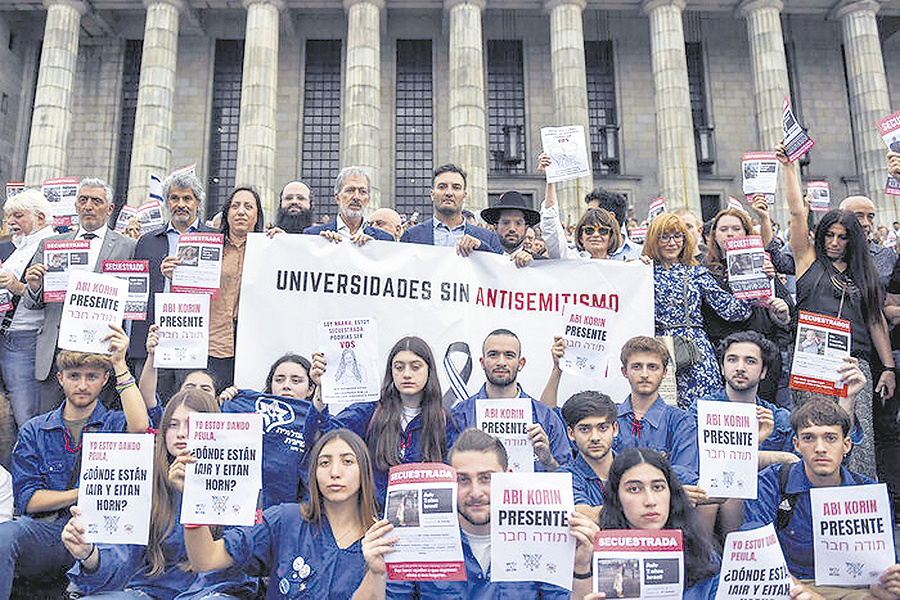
top-left (63, 389), bottom-right (253, 599)
top-left (182, 428), bottom-right (388, 599)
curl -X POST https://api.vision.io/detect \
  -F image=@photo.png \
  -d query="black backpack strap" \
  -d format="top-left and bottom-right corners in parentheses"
top-left (775, 462), bottom-right (798, 531)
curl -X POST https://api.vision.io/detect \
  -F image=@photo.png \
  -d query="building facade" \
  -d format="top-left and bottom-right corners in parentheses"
top-left (0, 0), bottom-right (899, 226)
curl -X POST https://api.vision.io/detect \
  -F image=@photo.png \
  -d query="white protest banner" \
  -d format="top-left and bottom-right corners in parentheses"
top-left (6, 181), bottom-right (24, 199)
top-left (540, 125), bottom-right (591, 184)
top-left (876, 110), bottom-right (900, 196)
top-left (384, 463), bottom-right (466, 582)
top-left (790, 311), bottom-right (851, 398)
top-left (181, 412), bottom-right (262, 526)
top-left (491, 472), bottom-right (575, 590)
top-left (58, 271), bottom-right (127, 354)
top-left (560, 303), bottom-right (616, 379)
top-left (171, 233), bottom-right (224, 297)
top-left (782, 96), bottom-right (814, 162)
top-left (77, 432), bottom-right (154, 545)
top-left (103, 260), bottom-right (150, 320)
top-left (697, 400), bottom-right (758, 499)
top-left (725, 236), bottom-right (771, 301)
top-left (317, 317), bottom-right (380, 412)
top-left (235, 235), bottom-right (654, 410)
top-left (811, 484), bottom-right (895, 586)
top-left (593, 530), bottom-right (683, 600)
top-left (716, 524), bottom-right (792, 600)
top-left (153, 293), bottom-right (210, 369)
top-left (476, 398), bottom-right (533, 472)
top-left (742, 152), bottom-right (779, 204)
top-left (648, 197), bottom-right (666, 222)
top-left (808, 181), bottom-right (831, 212)
top-left (42, 176), bottom-right (79, 227)
top-left (43, 239), bottom-right (91, 302)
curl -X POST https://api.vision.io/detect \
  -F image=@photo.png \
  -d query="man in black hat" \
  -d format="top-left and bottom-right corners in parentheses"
top-left (481, 191), bottom-right (541, 267)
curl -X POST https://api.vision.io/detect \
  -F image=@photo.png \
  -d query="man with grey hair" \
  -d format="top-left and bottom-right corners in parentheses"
top-left (0, 189), bottom-right (55, 431)
top-left (128, 172), bottom-right (216, 390)
top-left (23, 177), bottom-right (136, 410)
top-left (303, 167), bottom-right (392, 244)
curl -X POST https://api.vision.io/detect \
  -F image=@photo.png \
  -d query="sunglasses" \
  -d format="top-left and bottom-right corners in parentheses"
top-left (582, 226), bottom-right (611, 236)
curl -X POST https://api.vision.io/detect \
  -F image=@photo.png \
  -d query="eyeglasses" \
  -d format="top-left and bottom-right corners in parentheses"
top-left (582, 226), bottom-right (611, 237)
top-left (659, 232), bottom-right (685, 243)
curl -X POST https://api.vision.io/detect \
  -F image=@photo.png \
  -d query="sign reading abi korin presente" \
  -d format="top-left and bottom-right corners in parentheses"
top-left (153, 292), bottom-right (209, 369)
top-left (697, 400), bottom-right (758, 499)
top-left (58, 271), bottom-right (127, 354)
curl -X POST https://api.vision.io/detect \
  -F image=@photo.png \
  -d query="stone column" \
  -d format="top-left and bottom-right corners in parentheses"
top-left (445, 0), bottom-right (488, 210)
top-left (740, 0), bottom-right (790, 222)
top-left (546, 0), bottom-right (593, 218)
top-left (235, 0), bottom-right (282, 220)
top-left (642, 0), bottom-right (700, 216)
top-left (24, 0), bottom-right (86, 187)
top-left (342, 0), bottom-right (383, 207)
top-left (835, 0), bottom-right (892, 209)
top-left (127, 0), bottom-right (182, 206)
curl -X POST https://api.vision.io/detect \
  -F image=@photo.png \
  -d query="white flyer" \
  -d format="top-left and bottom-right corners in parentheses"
top-left (697, 400), bottom-right (758, 499)
top-left (742, 152), bottom-right (779, 204)
top-left (171, 233), bottom-right (224, 298)
top-left (491, 472), bottom-right (575, 590)
top-left (716, 524), bottom-right (792, 600)
top-left (317, 317), bottom-right (380, 412)
top-left (875, 110), bottom-right (900, 197)
top-left (153, 293), bottom-right (210, 369)
top-left (724, 235), bottom-right (771, 301)
top-left (782, 96), bottom-right (814, 162)
top-left (807, 181), bottom-right (831, 212)
top-left (560, 303), bottom-right (616, 379)
top-left (43, 239), bottom-right (91, 302)
top-left (77, 433), bottom-right (154, 545)
top-left (6, 181), bottom-right (24, 199)
top-left (181, 412), bottom-right (263, 526)
top-left (42, 176), bottom-right (80, 227)
top-left (102, 260), bottom-right (150, 320)
top-left (593, 529), bottom-right (684, 600)
top-left (384, 463), bottom-right (466, 582)
top-left (790, 311), bottom-right (851, 398)
top-left (648, 197), bottom-right (666, 223)
top-left (58, 271), bottom-right (127, 354)
top-left (811, 484), bottom-right (895, 586)
top-left (476, 397), bottom-right (533, 472)
top-left (541, 125), bottom-right (591, 184)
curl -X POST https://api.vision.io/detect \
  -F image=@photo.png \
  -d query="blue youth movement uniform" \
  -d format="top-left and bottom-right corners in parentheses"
top-left (559, 453), bottom-right (606, 507)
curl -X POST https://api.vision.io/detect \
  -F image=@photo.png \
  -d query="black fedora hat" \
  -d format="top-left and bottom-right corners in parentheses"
top-left (481, 191), bottom-right (540, 227)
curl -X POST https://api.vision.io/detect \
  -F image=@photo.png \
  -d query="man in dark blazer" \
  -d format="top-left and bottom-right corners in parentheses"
top-left (23, 178), bottom-right (136, 411)
top-left (303, 167), bottom-right (393, 244)
top-left (401, 164), bottom-right (502, 255)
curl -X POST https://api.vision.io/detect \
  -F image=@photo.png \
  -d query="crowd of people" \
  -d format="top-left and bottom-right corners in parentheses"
top-left (1, 144), bottom-right (900, 599)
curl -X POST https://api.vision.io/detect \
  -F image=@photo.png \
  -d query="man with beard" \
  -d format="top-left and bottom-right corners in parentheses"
top-left (451, 329), bottom-right (570, 472)
top-left (274, 180), bottom-right (315, 233)
top-left (303, 167), bottom-right (392, 244)
top-left (480, 190), bottom-right (541, 267)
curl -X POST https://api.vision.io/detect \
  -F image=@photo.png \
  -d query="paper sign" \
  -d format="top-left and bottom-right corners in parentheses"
top-left (43, 239), bottom-right (91, 302)
top-left (318, 317), bottom-right (380, 413)
top-left (560, 303), bottom-right (616, 379)
top-left (77, 433), bottom-right (154, 545)
top-left (716, 524), bottom-right (792, 600)
top-left (725, 236), bottom-right (771, 301)
top-left (742, 152), bottom-right (779, 205)
top-left (727, 196), bottom-right (746, 214)
top-left (648, 197), bottom-right (666, 223)
top-left (0, 259), bottom-right (11, 312)
top-left (114, 201), bottom-right (165, 235)
top-left (181, 412), bottom-right (263, 526)
top-left (541, 125), bottom-right (591, 184)
top-left (102, 260), bottom-right (150, 320)
top-left (384, 463), bottom-right (466, 582)
top-left (697, 400), bottom-right (758, 499)
top-left (875, 110), bottom-right (900, 197)
top-left (171, 233), bottom-right (224, 297)
top-left (790, 311), bottom-right (851, 398)
top-left (657, 336), bottom-right (679, 407)
top-left (42, 176), bottom-right (80, 227)
top-left (153, 293), bottom-right (210, 368)
top-left (58, 271), bottom-right (127, 354)
top-left (593, 530), bottom-right (684, 600)
top-left (6, 181), bottom-right (24, 199)
top-left (782, 96), bottom-right (814, 162)
top-left (808, 181), bottom-right (831, 212)
top-left (476, 398), bottom-right (533, 472)
top-left (811, 484), bottom-right (895, 586)
top-left (491, 472), bottom-right (575, 590)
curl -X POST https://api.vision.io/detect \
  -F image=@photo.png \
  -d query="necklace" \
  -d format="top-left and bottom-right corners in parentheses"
top-left (332, 521), bottom-right (363, 548)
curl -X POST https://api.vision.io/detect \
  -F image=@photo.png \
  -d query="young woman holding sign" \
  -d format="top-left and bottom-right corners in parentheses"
top-left (62, 389), bottom-right (253, 600)
top-left (180, 428), bottom-right (394, 600)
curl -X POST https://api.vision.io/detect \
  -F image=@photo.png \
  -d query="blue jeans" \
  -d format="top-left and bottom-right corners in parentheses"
top-left (0, 515), bottom-right (73, 600)
top-left (0, 330), bottom-right (41, 429)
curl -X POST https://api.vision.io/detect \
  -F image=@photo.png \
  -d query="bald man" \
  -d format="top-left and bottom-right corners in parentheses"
top-left (368, 208), bottom-right (402, 241)
top-left (276, 180), bottom-right (314, 233)
top-left (840, 195), bottom-right (896, 288)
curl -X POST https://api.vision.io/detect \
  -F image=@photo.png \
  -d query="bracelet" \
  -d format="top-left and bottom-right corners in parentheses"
top-left (115, 370), bottom-right (130, 378)
top-left (80, 544), bottom-right (95, 562)
top-left (115, 376), bottom-right (137, 391)
top-left (884, 366), bottom-right (897, 374)
top-left (573, 570), bottom-right (592, 579)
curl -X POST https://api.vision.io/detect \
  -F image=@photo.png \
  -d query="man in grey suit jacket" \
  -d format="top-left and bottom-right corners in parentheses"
top-left (23, 178), bottom-right (136, 411)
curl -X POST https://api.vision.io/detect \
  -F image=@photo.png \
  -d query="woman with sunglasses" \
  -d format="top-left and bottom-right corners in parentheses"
top-left (782, 142), bottom-right (894, 479)
top-left (537, 153), bottom-right (623, 260)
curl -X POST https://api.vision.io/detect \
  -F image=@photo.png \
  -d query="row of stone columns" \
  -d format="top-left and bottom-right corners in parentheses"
top-left (21, 0), bottom-right (894, 218)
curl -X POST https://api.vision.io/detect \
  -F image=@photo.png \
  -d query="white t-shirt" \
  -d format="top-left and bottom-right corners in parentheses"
top-left (465, 531), bottom-right (491, 574)
top-left (400, 405), bottom-right (421, 429)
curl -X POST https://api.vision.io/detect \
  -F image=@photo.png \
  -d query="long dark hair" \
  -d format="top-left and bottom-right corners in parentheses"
top-left (220, 186), bottom-right (264, 239)
top-left (813, 210), bottom-right (882, 325)
top-left (367, 336), bottom-right (449, 471)
top-left (599, 448), bottom-right (718, 588)
top-left (264, 353), bottom-right (315, 399)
